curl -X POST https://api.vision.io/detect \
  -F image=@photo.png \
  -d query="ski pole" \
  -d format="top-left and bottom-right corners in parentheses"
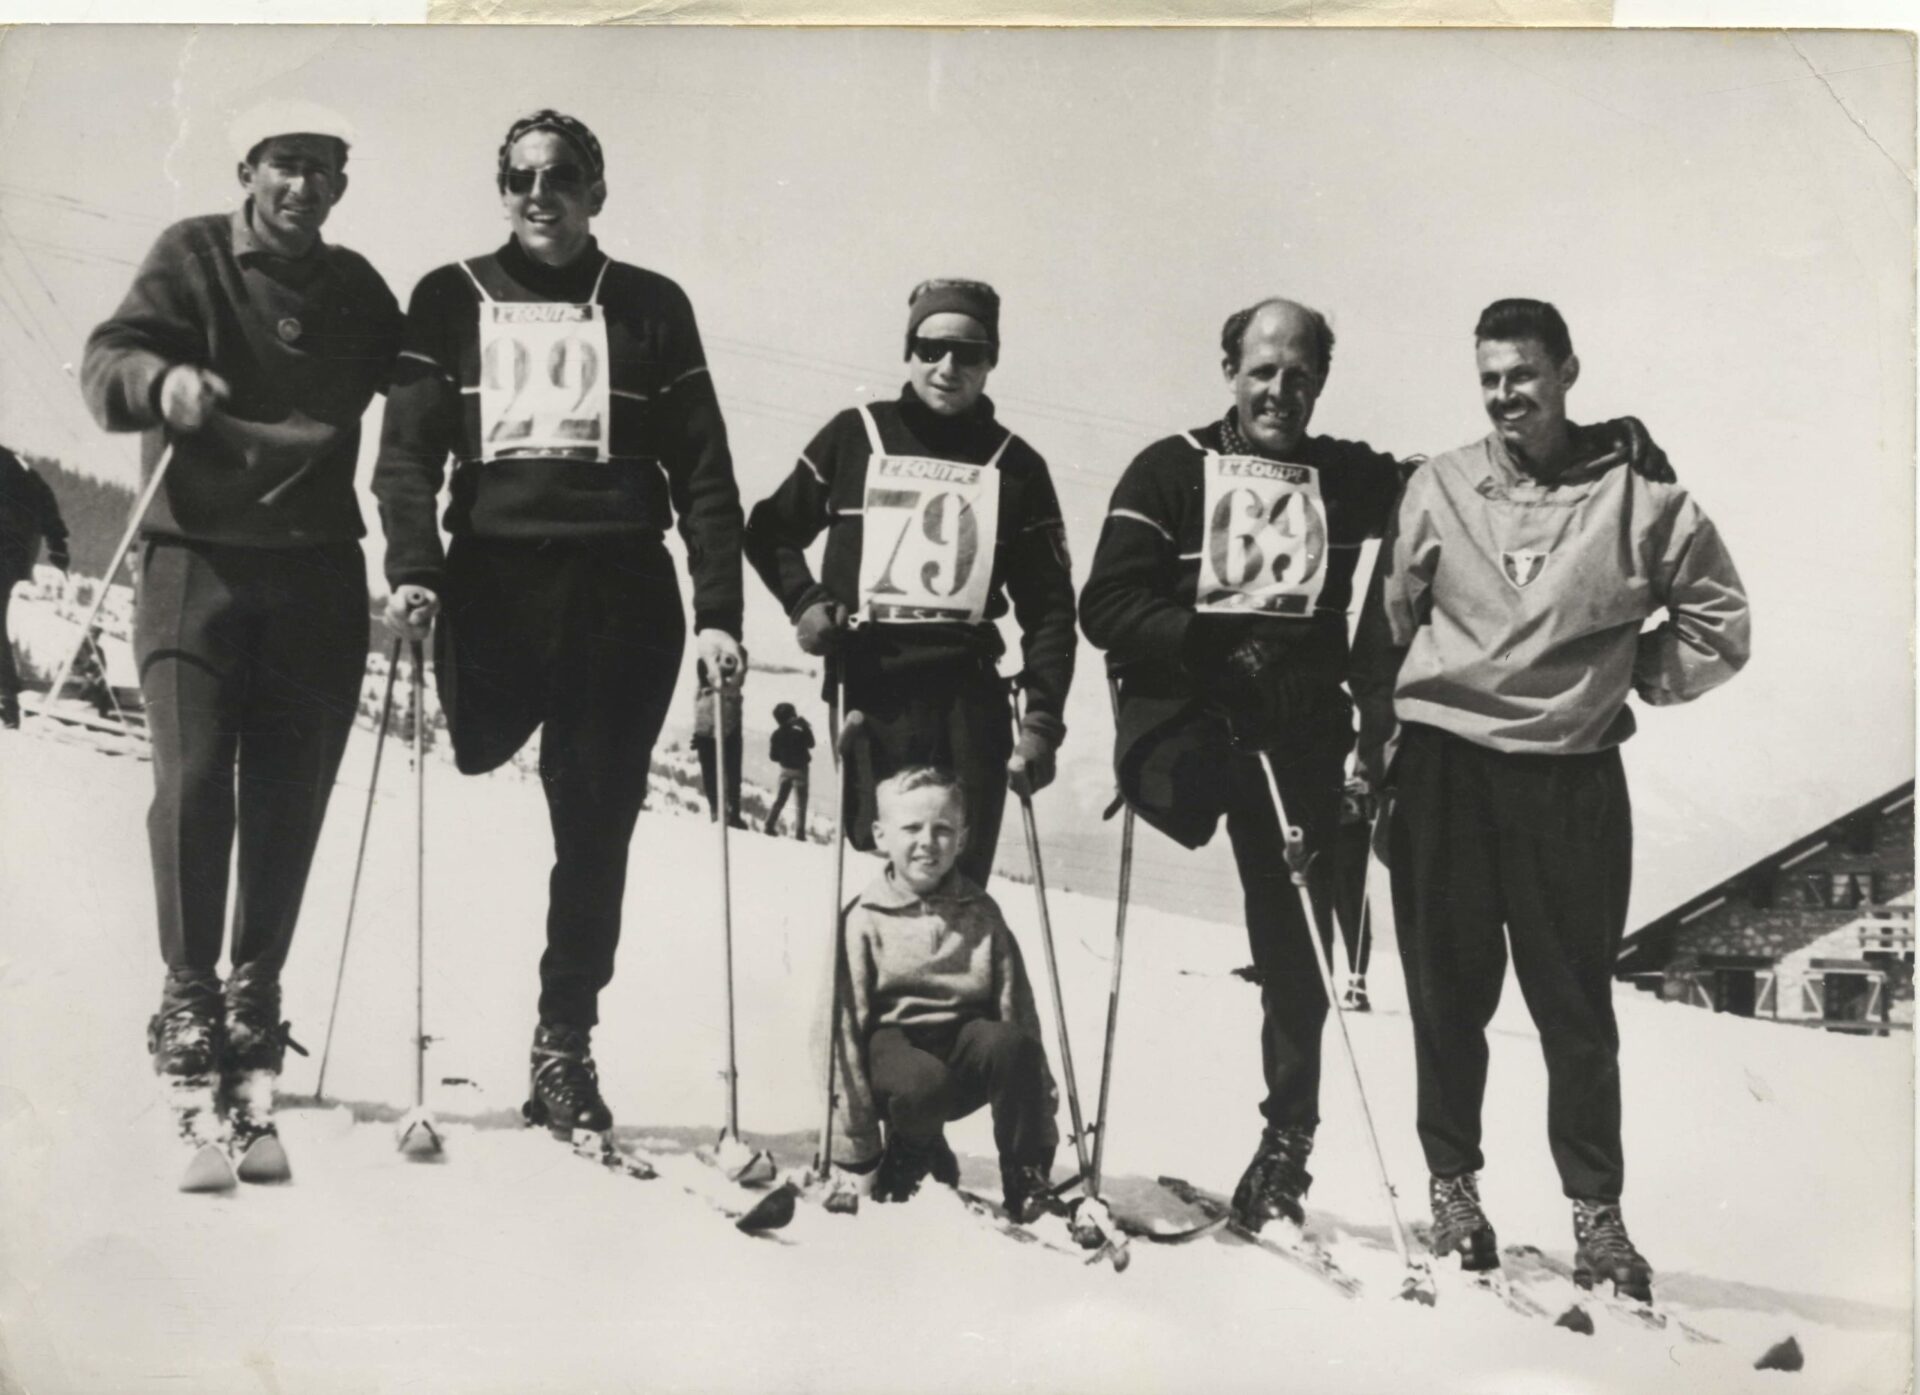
top-left (714, 678), bottom-right (740, 1136)
top-left (1088, 672), bottom-right (1134, 1198)
top-left (396, 640), bottom-right (442, 1158)
top-left (27, 444), bottom-right (173, 728)
top-left (1008, 683), bottom-right (1096, 1194)
top-left (314, 638), bottom-right (403, 1102)
top-left (1257, 751), bottom-right (1430, 1300)
top-left (813, 666), bottom-right (862, 1182)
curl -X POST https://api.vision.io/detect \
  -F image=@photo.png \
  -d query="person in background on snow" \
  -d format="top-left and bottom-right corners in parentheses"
top-left (1352, 297), bottom-right (1749, 1299)
top-left (743, 279), bottom-right (1076, 888)
top-left (764, 701), bottom-right (814, 839)
top-left (825, 766), bottom-right (1061, 1220)
top-left (691, 648), bottom-right (747, 828)
top-left (81, 101), bottom-right (402, 1157)
top-left (64, 623), bottom-right (118, 723)
top-left (1078, 296), bottom-right (1674, 1242)
top-left (373, 109), bottom-right (745, 1145)
top-left (0, 445), bottom-right (70, 729)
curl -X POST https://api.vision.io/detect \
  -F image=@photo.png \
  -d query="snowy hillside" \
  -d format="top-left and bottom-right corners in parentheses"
top-left (0, 724), bottom-right (1910, 1395)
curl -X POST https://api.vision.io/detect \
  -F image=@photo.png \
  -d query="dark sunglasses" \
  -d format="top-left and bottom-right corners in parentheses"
top-left (909, 337), bottom-right (992, 369)
top-left (504, 163), bottom-right (589, 196)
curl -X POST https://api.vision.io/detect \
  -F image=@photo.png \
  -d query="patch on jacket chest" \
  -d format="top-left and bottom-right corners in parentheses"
top-left (1501, 548), bottom-right (1549, 589)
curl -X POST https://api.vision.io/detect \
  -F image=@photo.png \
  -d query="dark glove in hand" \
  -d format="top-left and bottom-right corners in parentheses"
top-left (1008, 715), bottom-right (1059, 798)
top-left (1181, 613), bottom-right (1253, 678)
top-left (795, 599), bottom-right (848, 657)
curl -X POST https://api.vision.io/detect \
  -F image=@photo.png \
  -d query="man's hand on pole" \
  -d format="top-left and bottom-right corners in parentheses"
top-left (1008, 712), bottom-right (1061, 798)
top-left (158, 365), bottom-right (231, 434)
top-left (384, 585), bottom-right (439, 642)
top-left (794, 599), bottom-right (848, 657)
top-left (696, 630), bottom-right (746, 685)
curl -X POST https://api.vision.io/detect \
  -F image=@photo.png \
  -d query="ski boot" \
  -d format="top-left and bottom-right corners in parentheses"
top-left (1000, 1159), bottom-right (1059, 1225)
top-left (149, 971), bottom-right (233, 1191)
top-left (1428, 1172), bottom-right (1499, 1272)
top-left (1572, 1198), bottom-right (1654, 1303)
top-left (873, 1130), bottom-right (946, 1204)
top-left (1229, 1123), bottom-right (1315, 1231)
top-left (223, 970), bottom-right (306, 1184)
top-left (523, 1023), bottom-right (614, 1140)
top-left (1339, 975), bottom-right (1371, 1012)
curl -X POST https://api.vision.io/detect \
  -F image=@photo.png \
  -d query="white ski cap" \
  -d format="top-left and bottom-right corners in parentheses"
top-left (227, 100), bottom-right (357, 161)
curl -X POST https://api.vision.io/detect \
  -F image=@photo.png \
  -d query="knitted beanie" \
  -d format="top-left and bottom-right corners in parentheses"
top-left (905, 278), bottom-right (1000, 354)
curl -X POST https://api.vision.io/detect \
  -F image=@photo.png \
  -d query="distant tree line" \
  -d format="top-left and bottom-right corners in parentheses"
top-left (20, 453), bottom-right (134, 579)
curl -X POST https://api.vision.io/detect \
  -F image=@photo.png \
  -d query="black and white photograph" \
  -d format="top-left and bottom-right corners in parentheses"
top-left (0, 19), bottom-right (1911, 1395)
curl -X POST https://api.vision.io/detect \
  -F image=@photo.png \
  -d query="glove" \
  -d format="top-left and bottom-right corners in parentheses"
top-left (1180, 612), bottom-right (1253, 678)
top-left (1599, 415), bottom-right (1675, 484)
top-left (1008, 711), bottom-right (1062, 798)
top-left (1219, 630), bottom-right (1319, 749)
top-left (1339, 773), bottom-right (1377, 827)
top-left (794, 598), bottom-right (849, 657)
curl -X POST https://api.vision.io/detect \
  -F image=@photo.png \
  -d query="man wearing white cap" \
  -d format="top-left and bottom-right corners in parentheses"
top-left (82, 100), bottom-right (402, 1176)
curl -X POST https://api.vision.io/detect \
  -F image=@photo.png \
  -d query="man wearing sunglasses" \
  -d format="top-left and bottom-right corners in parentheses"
top-left (1078, 297), bottom-right (1673, 1245)
top-left (81, 100), bottom-right (403, 1170)
top-left (745, 279), bottom-right (1076, 894)
top-left (373, 109), bottom-right (745, 1145)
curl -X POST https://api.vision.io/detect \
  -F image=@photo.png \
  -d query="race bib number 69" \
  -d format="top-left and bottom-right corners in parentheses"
top-left (477, 303), bottom-right (611, 462)
top-left (1195, 453), bottom-right (1329, 617)
top-left (857, 455), bottom-right (1002, 624)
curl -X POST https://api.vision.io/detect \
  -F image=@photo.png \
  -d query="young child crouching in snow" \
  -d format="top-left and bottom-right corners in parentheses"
top-left (827, 766), bottom-right (1061, 1220)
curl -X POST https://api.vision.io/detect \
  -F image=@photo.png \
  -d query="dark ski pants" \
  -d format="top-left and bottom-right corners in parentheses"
top-left (1388, 723), bottom-right (1632, 1202)
top-left (0, 586), bottom-right (19, 711)
top-left (135, 538), bottom-right (367, 979)
top-left (869, 1017), bottom-right (1055, 1170)
top-left (1331, 816), bottom-right (1373, 978)
top-left (1220, 742), bottom-right (1346, 1132)
top-left (436, 535), bottom-right (684, 1030)
top-left (692, 729), bottom-right (743, 823)
top-left (844, 663), bottom-right (1013, 888)
top-left (765, 766), bottom-right (809, 837)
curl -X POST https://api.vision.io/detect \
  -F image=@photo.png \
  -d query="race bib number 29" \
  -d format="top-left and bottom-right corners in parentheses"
top-left (1195, 453), bottom-right (1329, 617)
top-left (478, 303), bottom-right (611, 462)
top-left (857, 455), bottom-right (1002, 624)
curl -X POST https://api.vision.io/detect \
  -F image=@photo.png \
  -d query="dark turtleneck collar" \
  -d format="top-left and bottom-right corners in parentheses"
top-left (497, 235), bottom-right (609, 300)
top-left (896, 382), bottom-right (1002, 453)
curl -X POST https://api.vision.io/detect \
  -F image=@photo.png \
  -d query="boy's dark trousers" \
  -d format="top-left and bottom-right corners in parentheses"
top-left (765, 766), bottom-right (808, 836)
top-left (844, 659), bottom-right (1013, 888)
top-left (1387, 721), bottom-right (1632, 1202)
top-left (869, 1018), bottom-right (1054, 1169)
top-left (135, 538), bottom-right (367, 976)
top-left (435, 534), bottom-right (685, 1029)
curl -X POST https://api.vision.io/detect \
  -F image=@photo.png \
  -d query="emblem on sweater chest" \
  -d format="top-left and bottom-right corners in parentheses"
top-left (276, 317), bottom-right (302, 344)
top-left (1501, 548), bottom-right (1549, 589)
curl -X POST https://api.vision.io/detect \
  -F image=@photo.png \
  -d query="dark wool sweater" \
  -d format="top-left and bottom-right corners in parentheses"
top-left (81, 207), bottom-right (402, 547)
top-left (0, 450), bottom-right (69, 584)
top-left (743, 387), bottom-right (1076, 725)
top-left (372, 237), bottom-right (744, 637)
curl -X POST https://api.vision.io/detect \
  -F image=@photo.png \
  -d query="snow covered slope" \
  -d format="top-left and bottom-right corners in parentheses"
top-left (0, 726), bottom-right (1909, 1394)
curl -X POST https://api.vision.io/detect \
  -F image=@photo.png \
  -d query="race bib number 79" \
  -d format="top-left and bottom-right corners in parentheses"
top-left (1195, 453), bottom-right (1329, 617)
top-left (477, 303), bottom-right (611, 463)
top-left (857, 455), bottom-right (1002, 624)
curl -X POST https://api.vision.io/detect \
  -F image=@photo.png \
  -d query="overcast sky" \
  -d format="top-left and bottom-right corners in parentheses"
top-left (0, 26), bottom-right (1910, 913)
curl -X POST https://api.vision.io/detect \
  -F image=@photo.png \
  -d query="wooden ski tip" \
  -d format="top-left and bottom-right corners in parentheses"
top-left (736, 1181), bottom-right (798, 1233)
top-left (1754, 1336), bottom-right (1804, 1372)
top-left (236, 1134), bottom-right (292, 1184)
top-left (180, 1142), bottom-right (238, 1193)
top-left (1555, 1305), bottom-right (1596, 1335)
top-left (396, 1110), bottom-right (445, 1161)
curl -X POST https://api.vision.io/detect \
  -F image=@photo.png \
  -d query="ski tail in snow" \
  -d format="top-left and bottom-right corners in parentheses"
top-left (1154, 1176), bottom-right (1362, 1298)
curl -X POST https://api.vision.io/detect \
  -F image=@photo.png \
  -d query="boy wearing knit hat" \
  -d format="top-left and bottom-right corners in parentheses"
top-left (374, 109), bottom-right (745, 1149)
top-left (745, 279), bottom-right (1076, 888)
top-left (83, 99), bottom-right (401, 1183)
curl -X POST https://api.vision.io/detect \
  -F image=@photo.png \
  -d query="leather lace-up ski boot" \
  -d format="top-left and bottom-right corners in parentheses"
top-left (222, 971), bottom-right (307, 1176)
top-left (1429, 1172), bottom-right (1499, 1272)
top-left (523, 1023), bottom-right (614, 1137)
top-left (874, 1131), bottom-right (943, 1204)
top-left (1573, 1198), bottom-right (1654, 1302)
top-left (1001, 1161), bottom-right (1058, 1225)
top-left (1229, 1124), bottom-right (1315, 1230)
top-left (148, 970), bottom-right (226, 1153)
